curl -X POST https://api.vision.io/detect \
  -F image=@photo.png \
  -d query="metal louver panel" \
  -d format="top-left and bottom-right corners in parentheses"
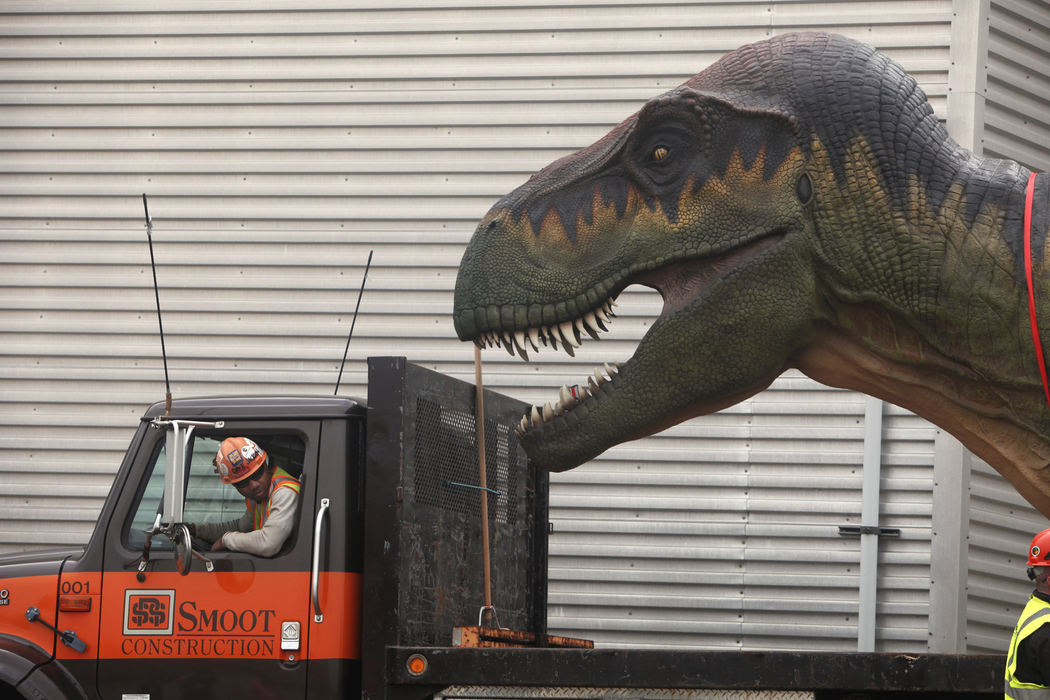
top-left (982, 0), bottom-right (1050, 171)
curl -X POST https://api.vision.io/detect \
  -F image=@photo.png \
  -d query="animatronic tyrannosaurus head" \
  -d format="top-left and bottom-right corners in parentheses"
top-left (454, 34), bottom-right (874, 471)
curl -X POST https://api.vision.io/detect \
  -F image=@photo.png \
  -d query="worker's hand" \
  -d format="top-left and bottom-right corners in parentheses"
top-left (211, 538), bottom-right (226, 552)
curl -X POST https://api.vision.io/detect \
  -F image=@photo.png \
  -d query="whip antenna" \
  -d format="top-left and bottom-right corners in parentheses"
top-left (143, 193), bottom-right (172, 417)
top-left (334, 249), bottom-right (373, 395)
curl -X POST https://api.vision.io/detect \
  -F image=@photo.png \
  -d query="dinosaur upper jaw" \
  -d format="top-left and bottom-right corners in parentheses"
top-left (458, 227), bottom-right (791, 472)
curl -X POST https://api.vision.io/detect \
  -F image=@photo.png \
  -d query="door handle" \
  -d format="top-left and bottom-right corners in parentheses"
top-left (311, 498), bottom-right (330, 623)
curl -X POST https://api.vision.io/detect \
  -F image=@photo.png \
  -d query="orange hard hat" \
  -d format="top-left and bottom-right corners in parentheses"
top-left (214, 437), bottom-right (267, 485)
top-left (1027, 528), bottom-right (1050, 567)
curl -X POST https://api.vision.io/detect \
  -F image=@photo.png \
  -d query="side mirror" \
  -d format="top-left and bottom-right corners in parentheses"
top-left (173, 524), bottom-right (192, 576)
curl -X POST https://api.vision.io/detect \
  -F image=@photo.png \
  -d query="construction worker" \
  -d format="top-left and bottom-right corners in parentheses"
top-left (1005, 527), bottom-right (1050, 699)
top-left (188, 437), bottom-right (301, 557)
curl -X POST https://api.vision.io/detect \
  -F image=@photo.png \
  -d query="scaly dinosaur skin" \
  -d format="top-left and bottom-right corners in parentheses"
top-left (453, 33), bottom-right (1050, 517)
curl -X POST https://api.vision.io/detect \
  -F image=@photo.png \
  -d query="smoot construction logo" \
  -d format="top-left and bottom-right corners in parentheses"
top-left (120, 588), bottom-right (278, 657)
top-left (124, 589), bottom-right (175, 635)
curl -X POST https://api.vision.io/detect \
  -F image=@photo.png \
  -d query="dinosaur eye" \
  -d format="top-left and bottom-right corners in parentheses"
top-left (650, 145), bottom-right (670, 162)
top-left (796, 172), bottom-right (814, 205)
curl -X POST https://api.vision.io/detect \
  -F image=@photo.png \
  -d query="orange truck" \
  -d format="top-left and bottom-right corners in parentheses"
top-left (0, 358), bottom-right (1005, 699)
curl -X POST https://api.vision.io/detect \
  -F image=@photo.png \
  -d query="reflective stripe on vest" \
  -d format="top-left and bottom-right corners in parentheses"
top-left (1005, 595), bottom-right (1050, 699)
top-left (247, 466), bottom-right (301, 531)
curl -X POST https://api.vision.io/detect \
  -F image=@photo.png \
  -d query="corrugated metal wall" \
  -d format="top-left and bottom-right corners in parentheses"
top-left (982, 0), bottom-right (1050, 170)
top-left (1, 0), bottom-right (1046, 655)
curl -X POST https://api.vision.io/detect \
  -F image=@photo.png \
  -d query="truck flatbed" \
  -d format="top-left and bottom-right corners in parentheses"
top-left (387, 647), bottom-right (1003, 699)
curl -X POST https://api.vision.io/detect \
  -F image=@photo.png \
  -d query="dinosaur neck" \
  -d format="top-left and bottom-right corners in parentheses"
top-left (799, 153), bottom-right (1050, 513)
top-left (795, 320), bottom-right (1050, 516)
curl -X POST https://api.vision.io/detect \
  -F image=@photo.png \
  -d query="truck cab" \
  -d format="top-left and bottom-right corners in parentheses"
top-left (0, 393), bottom-right (367, 699)
top-left (0, 357), bottom-right (545, 700)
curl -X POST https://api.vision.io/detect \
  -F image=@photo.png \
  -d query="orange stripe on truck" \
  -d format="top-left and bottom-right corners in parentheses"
top-left (96, 570), bottom-right (361, 661)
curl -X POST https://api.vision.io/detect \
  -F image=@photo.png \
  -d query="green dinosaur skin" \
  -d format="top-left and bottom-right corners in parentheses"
top-left (453, 33), bottom-right (1050, 517)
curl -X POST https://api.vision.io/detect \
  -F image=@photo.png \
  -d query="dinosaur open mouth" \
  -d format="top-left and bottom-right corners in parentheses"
top-left (474, 294), bottom-right (624, 437)
top-left (474, 230), bottom-right (788, 439)
top-left (476, 301), bottom-right (624, 438)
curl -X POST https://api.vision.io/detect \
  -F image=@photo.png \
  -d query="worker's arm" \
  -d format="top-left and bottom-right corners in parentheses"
top-left (192, 510), bottom-right (252, 544)
top-left (1016, 624), bottom-right (1050, 686)
top-left (219, 487), bottom-right (299, 557)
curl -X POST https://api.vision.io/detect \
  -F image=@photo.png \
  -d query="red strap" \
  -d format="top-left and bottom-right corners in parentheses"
top-left (1023, 172), bottom-right (1050, 410)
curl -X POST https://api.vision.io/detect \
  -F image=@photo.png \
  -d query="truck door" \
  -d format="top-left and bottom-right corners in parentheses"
top-left (95, 421), bottom-right (320, 699)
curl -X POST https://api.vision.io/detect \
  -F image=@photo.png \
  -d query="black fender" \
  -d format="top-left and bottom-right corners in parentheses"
top-left (0, 635), bottom-right (87, 700)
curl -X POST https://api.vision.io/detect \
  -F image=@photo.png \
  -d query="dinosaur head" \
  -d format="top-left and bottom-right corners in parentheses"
top-left (454, 81), bottom-right (821, 471)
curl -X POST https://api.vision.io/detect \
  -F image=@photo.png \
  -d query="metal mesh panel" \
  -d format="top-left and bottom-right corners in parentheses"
top-left (413, 396), bottom-right (522, 526)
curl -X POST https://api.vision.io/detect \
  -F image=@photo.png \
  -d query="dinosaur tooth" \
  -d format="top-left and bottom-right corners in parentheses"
top-left (595, 306), bottom-right (611, 326)
top-left (530, 405), bottom-right (542, 427)
top-left (604, 362), bottom-right (619, 377)
top-left (557, 321), bottom-right (579, 348)
top-left (573, 317), bottom-right (587, 339)
top-left (511, 332), bottom-right (530, 361)
top-left (548, 325), bottom-right (568, 353)
top-left (527, 326), bottom-right (541, 351)
top-left (579, 315), bottom-right (601, 342)
top-left (541, 327), bottom-right (558, 350)
top-left (548, 323), bottom-right (571, 354)
top-left (584, 311), bottom-right (604, 336)
top-left (542, 402), bottom-right (555, 421)
top-left (593, 367), bottom-right (608, 385)
top-left (558, 384), bottom-right (584, 413)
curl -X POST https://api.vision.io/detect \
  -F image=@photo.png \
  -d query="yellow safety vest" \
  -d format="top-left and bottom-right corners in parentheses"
top-left (246, 466), bottom-right (301, 531)
top-left (1005, 594), bottom-right (1050, 699)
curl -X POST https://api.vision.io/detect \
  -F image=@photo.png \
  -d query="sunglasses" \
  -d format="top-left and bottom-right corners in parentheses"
top-left (234, 467), bottom-right (269, 488)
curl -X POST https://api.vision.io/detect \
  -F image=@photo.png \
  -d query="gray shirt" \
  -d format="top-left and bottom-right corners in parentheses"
top-left (194, 485), bottom-right (299, 557)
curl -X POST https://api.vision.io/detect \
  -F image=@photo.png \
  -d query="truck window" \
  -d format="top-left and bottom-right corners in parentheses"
top-left (124, 433), bottom-right (306, 551)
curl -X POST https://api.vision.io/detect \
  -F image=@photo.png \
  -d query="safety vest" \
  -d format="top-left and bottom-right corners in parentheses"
top-left (247, 466), bottom-right (301, 531)
top-left (1005, 593), bottom-right (1050, 699)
